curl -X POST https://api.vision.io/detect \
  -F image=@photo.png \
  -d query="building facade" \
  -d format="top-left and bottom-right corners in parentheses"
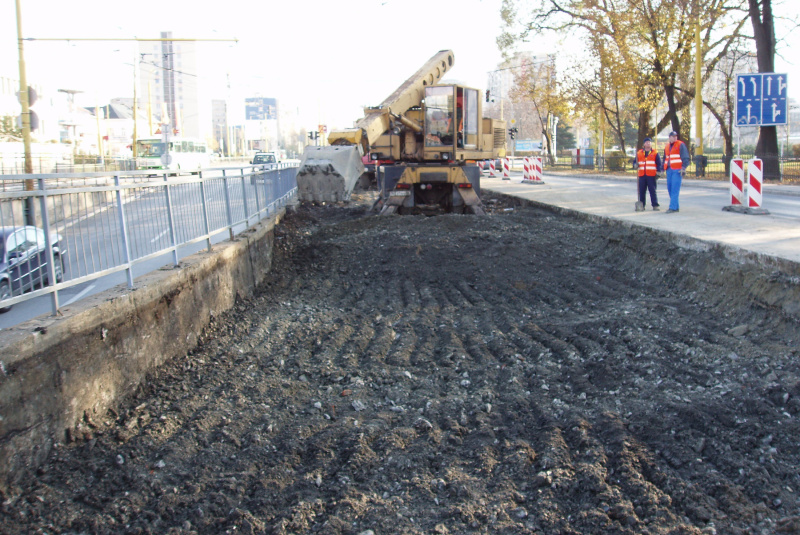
top-left (138, 32), bottom-right (208, 140)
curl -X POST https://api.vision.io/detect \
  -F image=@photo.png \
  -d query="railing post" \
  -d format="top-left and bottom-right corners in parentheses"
top-left (222, 169), bottom-right (234, 241)
top-left (264, 167), bottom-right (274, 215)
top-left (114, 174), bottom-right (135, 288)
top-left (198, 171), bottom-right (212, 252)
top-left (240, 167), bottom-right (250, 227)
top-left (37, 178), bottom-right (60, 314)
top-left (252, 166), bottom-right (262, 220)
top-left (163, 173), bottom-right (179, 267)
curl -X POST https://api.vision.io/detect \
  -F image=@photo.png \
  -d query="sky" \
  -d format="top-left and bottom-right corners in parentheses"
top-left (0, 0), bottom-right (507, 130)
top-left (1, 0), bottom-right (798, 132)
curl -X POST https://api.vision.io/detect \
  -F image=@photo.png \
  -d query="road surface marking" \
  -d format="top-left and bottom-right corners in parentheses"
top-left (63, 284), bottom-right (96, 307)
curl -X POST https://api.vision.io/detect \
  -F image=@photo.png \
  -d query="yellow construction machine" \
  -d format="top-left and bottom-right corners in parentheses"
top-left (295, 50), bottom-right (506, 214)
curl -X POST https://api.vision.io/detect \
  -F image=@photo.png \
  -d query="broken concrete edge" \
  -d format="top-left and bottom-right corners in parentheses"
top-left (485, 188), bottom-right (800, 319)
top-left (0, 208), bottom-right (287, 495)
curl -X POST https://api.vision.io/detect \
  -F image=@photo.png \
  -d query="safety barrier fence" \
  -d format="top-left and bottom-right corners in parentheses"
top-left (0, 163), bottom-right (298, 314)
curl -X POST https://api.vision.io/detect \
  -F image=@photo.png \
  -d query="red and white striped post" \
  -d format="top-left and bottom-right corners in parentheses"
top-left (748, 158), bottom-right (763, 209)
top-left (489, 159), bottom-right (497, 177)
top-left (730, 158), bottom-right (744, 205)
top-left (532, 157), bottom-right (544, 182)
top-left (523, 157), bottom-right (531, 180)
top-left (502, 158), bottom-right (511, 180)
top-left (523, 157), bottom-right (545, 184)
top-left (478, 160), bottom-right (485, 172)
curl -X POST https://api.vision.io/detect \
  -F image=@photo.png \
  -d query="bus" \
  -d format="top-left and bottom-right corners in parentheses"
top-left (135, 137), bottom-right (211, 171)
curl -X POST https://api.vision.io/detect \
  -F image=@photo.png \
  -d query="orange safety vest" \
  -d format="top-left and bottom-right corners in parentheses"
top-left (637, 150), bottom-right (657, 177)
top-left (664, 140), bottom-right (685, 170)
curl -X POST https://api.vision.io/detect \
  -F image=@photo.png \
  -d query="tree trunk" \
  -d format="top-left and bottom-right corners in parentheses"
top-left (749, 0), bottom-right (780, 179)
top-left (664, 84), bottom-right (681, 135)
top-left (637, 108), bottom-right (652, 149)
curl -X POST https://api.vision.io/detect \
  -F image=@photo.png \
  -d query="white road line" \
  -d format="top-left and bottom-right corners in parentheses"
top-left (150, 230), bottom-right (169, 244)
top-left (62, 284), bottom-right (96, 307)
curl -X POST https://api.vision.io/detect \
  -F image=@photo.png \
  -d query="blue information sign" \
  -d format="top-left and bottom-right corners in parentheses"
top-left (514, 139), bottom-right (542, 151)
top-left (736, 73), bottom-right (788, 127)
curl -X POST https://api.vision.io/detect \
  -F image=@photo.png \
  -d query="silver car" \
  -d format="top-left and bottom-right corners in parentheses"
top-left (0, 226), bottom-right (65, 312)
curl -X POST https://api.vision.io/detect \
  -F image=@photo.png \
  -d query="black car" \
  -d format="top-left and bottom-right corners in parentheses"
top-left (0, 226), bottom-right (65, 312)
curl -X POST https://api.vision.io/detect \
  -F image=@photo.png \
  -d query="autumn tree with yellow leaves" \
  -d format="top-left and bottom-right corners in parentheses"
top-left (499, 0), bottom-right (750, 152)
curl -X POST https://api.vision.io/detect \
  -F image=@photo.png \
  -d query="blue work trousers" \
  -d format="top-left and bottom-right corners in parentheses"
top-left (666, 168), bottom-right (683, 211)
top-left (637, 175), bottom-right (659, 208)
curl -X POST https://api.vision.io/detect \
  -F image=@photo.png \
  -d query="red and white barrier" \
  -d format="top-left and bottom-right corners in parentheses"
top-left (723, 157), bottom-right (769, 214)
top-left (522, 156), bottom-right (545, 184)
top-left (478, 161), bottom-right (485, 171)
top-left (748, 158), bottom-right (763, 208)
top-left (730, 158), bottom-right (744, 205)
top-left (523, 157), bottom-right (531, 180)
top-left (502, 158), bottom-right (511, 180)
top-left (533, 157), bottom-right (543, 181)
top-left (489, 159), bottom-right (497, 177)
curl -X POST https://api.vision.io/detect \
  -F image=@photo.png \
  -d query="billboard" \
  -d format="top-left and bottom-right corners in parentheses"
top-left (245, 97), bottom-right (277, 121)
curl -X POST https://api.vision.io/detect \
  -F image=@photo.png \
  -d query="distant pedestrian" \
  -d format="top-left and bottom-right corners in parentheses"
top-left (634, 137), bottom-right (662, 211)
top-left (663, 131), bottom-right (690, 213)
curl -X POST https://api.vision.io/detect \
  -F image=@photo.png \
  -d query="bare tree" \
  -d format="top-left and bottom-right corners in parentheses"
top-left (510, 57), bottom-right (570, 164)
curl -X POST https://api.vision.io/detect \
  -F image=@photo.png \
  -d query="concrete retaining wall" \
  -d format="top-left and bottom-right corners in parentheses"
top-left (0, 208), bottom-right (286, 493)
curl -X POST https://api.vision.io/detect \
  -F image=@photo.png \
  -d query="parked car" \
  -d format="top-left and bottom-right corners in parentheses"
top-left (0, 226), bottom-right (65, 312)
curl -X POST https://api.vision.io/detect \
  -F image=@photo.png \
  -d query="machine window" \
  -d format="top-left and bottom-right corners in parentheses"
top-left (425, 86), bottom-right (454, 147)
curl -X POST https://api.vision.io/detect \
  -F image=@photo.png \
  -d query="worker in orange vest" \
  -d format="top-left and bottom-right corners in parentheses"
top-left (634, 137), bottom-right (663, 211)
top-left (663, 131), bottom-right (690, 213)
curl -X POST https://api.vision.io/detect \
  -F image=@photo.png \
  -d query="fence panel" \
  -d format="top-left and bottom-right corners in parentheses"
top-left (0, 164), bottom-right (297, 313)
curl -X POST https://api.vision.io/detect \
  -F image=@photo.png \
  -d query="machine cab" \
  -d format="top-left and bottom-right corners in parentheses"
top-left (423, 85), bottom-right (481, 160)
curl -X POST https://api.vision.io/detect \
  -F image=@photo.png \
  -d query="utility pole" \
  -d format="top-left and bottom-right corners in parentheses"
top-left (15, 0), bottom-right (35, 224)
top-left (95, 104), bottom-right (104, 167)
top-left (17, 33), bottom-right (238, 171)
top-left (695, 19), bottom-right (704, 162)
top-left (132, 52), bottom-right (138, 159)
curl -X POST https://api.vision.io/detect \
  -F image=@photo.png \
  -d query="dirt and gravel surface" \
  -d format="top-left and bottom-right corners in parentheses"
top-left (3, 193), bottom-right (800, 535)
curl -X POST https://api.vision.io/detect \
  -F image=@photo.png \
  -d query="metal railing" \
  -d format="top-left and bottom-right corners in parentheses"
top-left (0, 163), bottom-right (298, 314)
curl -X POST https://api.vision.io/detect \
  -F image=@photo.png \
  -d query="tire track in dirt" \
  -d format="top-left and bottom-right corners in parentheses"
top-left (3, 196), bottom-right (800, 534)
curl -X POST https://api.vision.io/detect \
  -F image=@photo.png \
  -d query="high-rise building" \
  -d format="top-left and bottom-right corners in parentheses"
top-left (138, 32), bottom-right (208, 140)
top-left (211, 99), bottom-right (228, 155)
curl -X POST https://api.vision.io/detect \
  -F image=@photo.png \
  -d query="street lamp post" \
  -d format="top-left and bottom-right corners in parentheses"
top-left (695, 18), bottom-right (704, 177)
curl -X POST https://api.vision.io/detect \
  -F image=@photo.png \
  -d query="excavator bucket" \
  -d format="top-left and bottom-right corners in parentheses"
top-left (295, 145), bottom-right (366, 203)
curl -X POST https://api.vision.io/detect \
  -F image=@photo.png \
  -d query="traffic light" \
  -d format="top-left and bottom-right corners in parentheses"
top-left (509, 127), bottom-right (517, 140)
top-left (308, 131), bottom-right (318, 141)
top-left (16, 86), bottom-right (39, 132)
top-left (485, 90), bottom-right (490, 103)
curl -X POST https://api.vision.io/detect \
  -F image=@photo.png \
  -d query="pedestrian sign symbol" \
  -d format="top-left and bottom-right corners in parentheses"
top-left (736, 73), bottom-right (788, 127)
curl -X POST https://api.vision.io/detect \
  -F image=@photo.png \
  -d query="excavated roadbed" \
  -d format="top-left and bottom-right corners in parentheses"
top-left (2, 193), bottom-right (800, 535)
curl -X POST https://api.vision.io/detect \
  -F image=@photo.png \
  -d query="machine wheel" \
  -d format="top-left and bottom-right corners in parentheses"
top-left (0, 281), bottom-right (11, 313)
